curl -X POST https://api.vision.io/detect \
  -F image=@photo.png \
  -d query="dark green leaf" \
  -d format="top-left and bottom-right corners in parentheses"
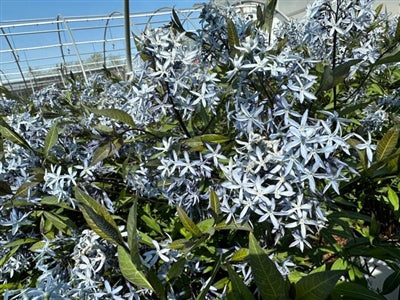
top-left (127, 199), bottom-right (141, 266)
top-left (226, 263), bottom-right (254, 300)
top-left (263, 0), bottom-right (278, 36)
top-left (172, 9), bottom-right (185, 32)
top-left (14, 181), bottom-right (39, 198)
top-left (90, 139), bottom-right (122, 167)
top-left (226, 18), bottom-right (239, 58)
top-left (382, 269), bottom-right (400, 295)
top-left (375, 45), bottom-right (400, 65)
top-left (331, 282), bottom-right (386, 300)
top-left (44, 122), bottom-right (58, 158)
top-left (248, 232), bottom-right (287, 300)
top-left (118, 245), bottom-right (154, 291)
top-left (376, 127), bottom-right (399, 161)
top-left (295, 271), bottom-right (343, 300)
top-left (75, 187), bottom-right (124, 245)
top-left (89, 108), bottom-right (135, 128)
top-left (196, 258), bottom-right (222, 300)
top-left (215, 220), bottom-right (252, 231)
top-left (0, 180), bottom-right (12, 196)
top-left (176, 206), bottom-right (203, 237)
top-left (166, 258), bottom-right (186, 282)
top-left (0, 119), bottom-right (34, 152)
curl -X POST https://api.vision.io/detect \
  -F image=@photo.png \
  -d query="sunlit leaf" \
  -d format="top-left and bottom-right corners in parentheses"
top-left (14, 181), bottom-right (39, 199)
top-left (176, 206), bottom-right (203, 237)
top-left (75, 187), bottom-right (124, 245)
top-left (226, 18), bottom-right (239, 58)
top-left (248, 232), bottom-right (287, 300)
top-left (127, 199), bottom-right (141, 266)
top-left (376, 127), bottom-right (399, 161)
top-left (375, 45), bottom-right (400, 65)
top-left (388, 187), bottom-right (399, 211)
top-left (89, 108), bottom-right (135, 128)
top-left (44, 122), bottom-right (58, 158)
top-left (209, 189), bottom-right (220, 215)
top-left (118, 245), bottom-right (154, 291)
top-left (231, 248), bottom-right (249, 262)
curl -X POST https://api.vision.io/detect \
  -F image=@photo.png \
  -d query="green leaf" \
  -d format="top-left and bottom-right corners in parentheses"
top-left (382, 269), bottom-right (400, 295)
top-left (393, 16), bottom-right (400, 44)
top-left (3, 238), bottom-right (37, 248)
top-left (226, 18), bottom-right (240, 58)
top-left (231, 248), bottom-right (249, 262)
top-left (90, 139), bottom-right (122, 167)
top-left (263, 0), bottom-right (278, 36)
top-left (226, 263), bottom-right (254, 300)
top-left (196, 258), bottom-right (222, 300)
top-left (141, 214), bottom-right (163, 235)
top-left (0, 119), bottom-right (34, 152)
top-left (248, 232), bottom-right (287, 300)
top-left (75, 186), bottom-right (124, 245)
top-left (332, 59), bottom-right (362, 80)
top-left (295, 271), bottom-right (343, 300)
top-left (118, 245), bottom-right (154, 291)
top-left (0, 180), bottom-right (12, 196)
top-left (44, 122), bottom-right (58, 158)
top-left (176, 206), bottom-right (203, 237)
top-left (388, 187), bottom-right (399, 211)
top-left (0, 246), bottom-right (20, 268)
top-left (171, 8), bottom-right (185, 32)
top-left (40, 196), bottom-right (75, 210)
top-left (127, 199), bottom-right (141, 266)
top-left (215, 220), bottom-right (252, 231)
top-left (13, 181), bottom-right (39, 199)
top-left (166, 258), bottom-right (186, 282)
top-left (376, 127), bottom-right (399, 161)
top-left (43, 211), bottom-right (75, 235)
top-left (331, 282), bottom-right (386, 300)
top-left (375, 45), bottom-right (400, 65)
top-left (89, 108), bottom-right (135, 128)
top-left (209, 189), bottom-right (220, 215)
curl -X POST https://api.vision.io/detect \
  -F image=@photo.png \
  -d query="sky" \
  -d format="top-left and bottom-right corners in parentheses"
top-left (1, 0), bottom-right (202, 21)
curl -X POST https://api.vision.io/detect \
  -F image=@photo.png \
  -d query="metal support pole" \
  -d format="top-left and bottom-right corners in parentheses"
top-left (124, 0), bottom-right (133, 78)
top-left (57, 14), bottom-right (88, 84)
top-left (0, 27), bottom-right (29, 91)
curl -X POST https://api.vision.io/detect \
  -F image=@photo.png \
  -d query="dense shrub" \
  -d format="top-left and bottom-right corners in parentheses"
top-left (0, 0), bottom-right (399, 299)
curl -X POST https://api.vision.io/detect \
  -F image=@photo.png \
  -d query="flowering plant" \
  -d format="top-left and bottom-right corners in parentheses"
top-left (0, 0), bottom-right (399, 298)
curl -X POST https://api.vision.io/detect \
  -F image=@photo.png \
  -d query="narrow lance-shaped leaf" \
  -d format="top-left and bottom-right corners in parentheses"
top-left (226, 263), bottom-right (254, 300)
top-left (295, 270), bottom-right (344, 300)
top-left (209, 189), bottom-right (220, 215)
top-left (127, 198), bottom-right (141, 266)
top-left (44, 122), bottom-right (58, 158)
top-left (376, 127), bottom-right (399, 161)
top-left (196, 258), bottom-right (222, 300)
top-left (75, 187), bottom-right (124, 246)
top-left (0, 119), bottom-right (34, 153)
top-left (13, 181), bottom-right (39, 199)
top-left (176, 206), bottom-right (203, 237)
top-left (226, 18), bottom-right (240, 58)
top-left (375, 45), bottom-right (400, 65)
top-left (89, 108), bottom-right (135, 128)
top-left (118, 245), bottom-right (154, 291)
top-left (248, 232), bottom-right (287, 300)
top-left (263, 0), bottom-right (278, 36)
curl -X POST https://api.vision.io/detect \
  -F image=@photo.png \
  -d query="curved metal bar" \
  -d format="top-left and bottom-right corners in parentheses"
top-left (103, 11), bottom-right (123, 68)
top-left (174, 8), bottom-right (200, 30)
top-left (57, 14), bottom-right (88, 84)
top-left (0, 27), bottom-right (29, 91)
